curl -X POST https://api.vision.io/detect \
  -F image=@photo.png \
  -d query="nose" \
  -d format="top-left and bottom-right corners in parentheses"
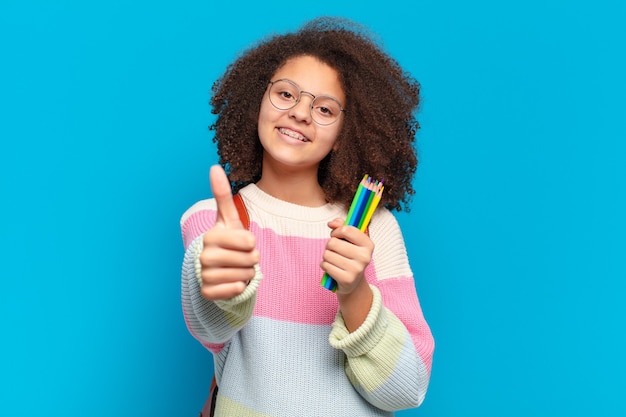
top-left (288, 92), bottom-right (314, 123)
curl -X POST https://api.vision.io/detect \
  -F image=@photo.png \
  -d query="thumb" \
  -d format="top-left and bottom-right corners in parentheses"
top-left (209, 165), bottom-right (244, 229)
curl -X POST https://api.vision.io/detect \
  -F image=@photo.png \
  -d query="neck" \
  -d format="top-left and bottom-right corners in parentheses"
top-left (256, 164), bottom-right (327, 207)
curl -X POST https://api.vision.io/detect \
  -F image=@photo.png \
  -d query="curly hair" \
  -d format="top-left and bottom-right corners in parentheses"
top-left (210, 16), bottom-right (420, 212)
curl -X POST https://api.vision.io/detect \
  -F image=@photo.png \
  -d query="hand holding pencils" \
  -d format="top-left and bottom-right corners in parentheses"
top-left (321, 175), bottom-right (384, 292)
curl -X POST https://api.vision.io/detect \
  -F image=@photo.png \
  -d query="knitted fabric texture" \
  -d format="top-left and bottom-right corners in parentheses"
top-left (181, 184), bottom-right (434, 417)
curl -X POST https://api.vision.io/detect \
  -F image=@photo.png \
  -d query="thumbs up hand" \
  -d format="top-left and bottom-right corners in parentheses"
top-left (200, 165), bottom-right (259, 300)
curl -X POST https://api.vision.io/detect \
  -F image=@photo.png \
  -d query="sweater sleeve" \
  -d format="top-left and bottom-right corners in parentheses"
top-left (180, 201), bottom-right (262, 352)
top-left (328, 209), bottom-right (434, 411)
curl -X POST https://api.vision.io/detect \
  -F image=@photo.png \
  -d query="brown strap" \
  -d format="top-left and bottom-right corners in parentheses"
top-left (199, 376), bottom-right (218, 417)
top-left (233, 193), bottom-right (250, 230)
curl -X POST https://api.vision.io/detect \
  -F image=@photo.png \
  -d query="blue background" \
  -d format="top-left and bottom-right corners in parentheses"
top-left (1, 1), bottom-right (624, 416)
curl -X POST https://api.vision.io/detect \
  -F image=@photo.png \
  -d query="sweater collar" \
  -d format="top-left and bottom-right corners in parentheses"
top-left (239, 184), bottom-right (345, 222)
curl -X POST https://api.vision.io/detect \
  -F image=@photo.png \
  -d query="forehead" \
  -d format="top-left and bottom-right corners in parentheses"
top-left (272, 55), bottom-right (345, 102)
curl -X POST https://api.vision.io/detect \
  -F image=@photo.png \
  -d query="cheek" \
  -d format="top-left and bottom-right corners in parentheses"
top-left (325, 124), bottom-right (343, 151)
top-left (258, 99), bottom-right (282, 128)
top-left (257, 103), bottom-right (273, 134)
top-left (317, 132), bottom-right (339, 157)
top-left (257, 100), bottom-right (268, 123)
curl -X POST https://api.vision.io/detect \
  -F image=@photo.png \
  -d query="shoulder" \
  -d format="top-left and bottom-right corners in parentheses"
top-left (369, 207), bottom-right (402, 235)
top-left (180, 199), bottom-right (217, 226)
top-left (180, 199), bottom-right (217, 249)
top-left (368, 208), bottom-right (406, 249)
top-left (368, 208), bottom-right (412, 279)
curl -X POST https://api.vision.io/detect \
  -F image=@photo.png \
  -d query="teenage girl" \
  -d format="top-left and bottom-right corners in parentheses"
top-left (181, 16), bottom-right (434, 417)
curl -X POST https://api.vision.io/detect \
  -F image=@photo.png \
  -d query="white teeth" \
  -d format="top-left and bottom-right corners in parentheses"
top-left (279, 128), bottom-right (308, 142)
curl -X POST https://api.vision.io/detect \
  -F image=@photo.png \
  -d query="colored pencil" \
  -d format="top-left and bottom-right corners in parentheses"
top-left (321, 175), bottom-right (384, 292)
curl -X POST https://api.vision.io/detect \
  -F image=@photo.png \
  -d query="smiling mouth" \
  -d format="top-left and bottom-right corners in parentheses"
top-left (278, 127), bottom-right (309, 142)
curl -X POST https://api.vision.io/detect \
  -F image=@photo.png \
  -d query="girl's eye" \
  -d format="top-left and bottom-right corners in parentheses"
top-left (312, 97), bottom-right (341, 120)
top-left (317, 106), bottom-right (332, 116)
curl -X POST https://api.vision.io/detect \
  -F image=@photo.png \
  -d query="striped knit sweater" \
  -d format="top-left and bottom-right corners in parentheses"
top-left (181, 184), bottom-right (434, 416)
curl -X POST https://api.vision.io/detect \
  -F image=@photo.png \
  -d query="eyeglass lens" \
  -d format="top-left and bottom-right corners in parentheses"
top-left (269, 79), bottom-right (343, 125)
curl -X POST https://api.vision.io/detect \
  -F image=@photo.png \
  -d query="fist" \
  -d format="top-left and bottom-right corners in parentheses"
top-left (199, 165), bottom-right (259, 300)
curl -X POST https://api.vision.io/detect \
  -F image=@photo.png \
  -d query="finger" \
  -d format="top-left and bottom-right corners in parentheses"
top-left (201, 281), bottom-right (249, 301)
top-left (200, 245), bottom-right (260, 268)
top-left (209, 165), bottom-right (243, 229)
top-left (327, 218), bottom-right (344, 230)
top-left (330, 225), bottom-right (363, 245)
top-left (325, 235), bottom-right (372, 265)
top-left (204, 229), bottom-right (257, 251)
top-left (201, 265), bottom-right (257, 285)
top-left (320, 261), bottom-right (347, 281)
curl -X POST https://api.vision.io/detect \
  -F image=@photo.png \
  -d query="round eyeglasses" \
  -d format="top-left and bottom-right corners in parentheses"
top-left (267, 79), bottom-right (345, 126)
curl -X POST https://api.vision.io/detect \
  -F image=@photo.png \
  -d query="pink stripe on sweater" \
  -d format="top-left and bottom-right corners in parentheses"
top-left (182, 210), bottom-right (217, 249)
top-left (374, 278), bottom-right (435, 375)
top-left (252, 228), bottom-right (343, 325)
